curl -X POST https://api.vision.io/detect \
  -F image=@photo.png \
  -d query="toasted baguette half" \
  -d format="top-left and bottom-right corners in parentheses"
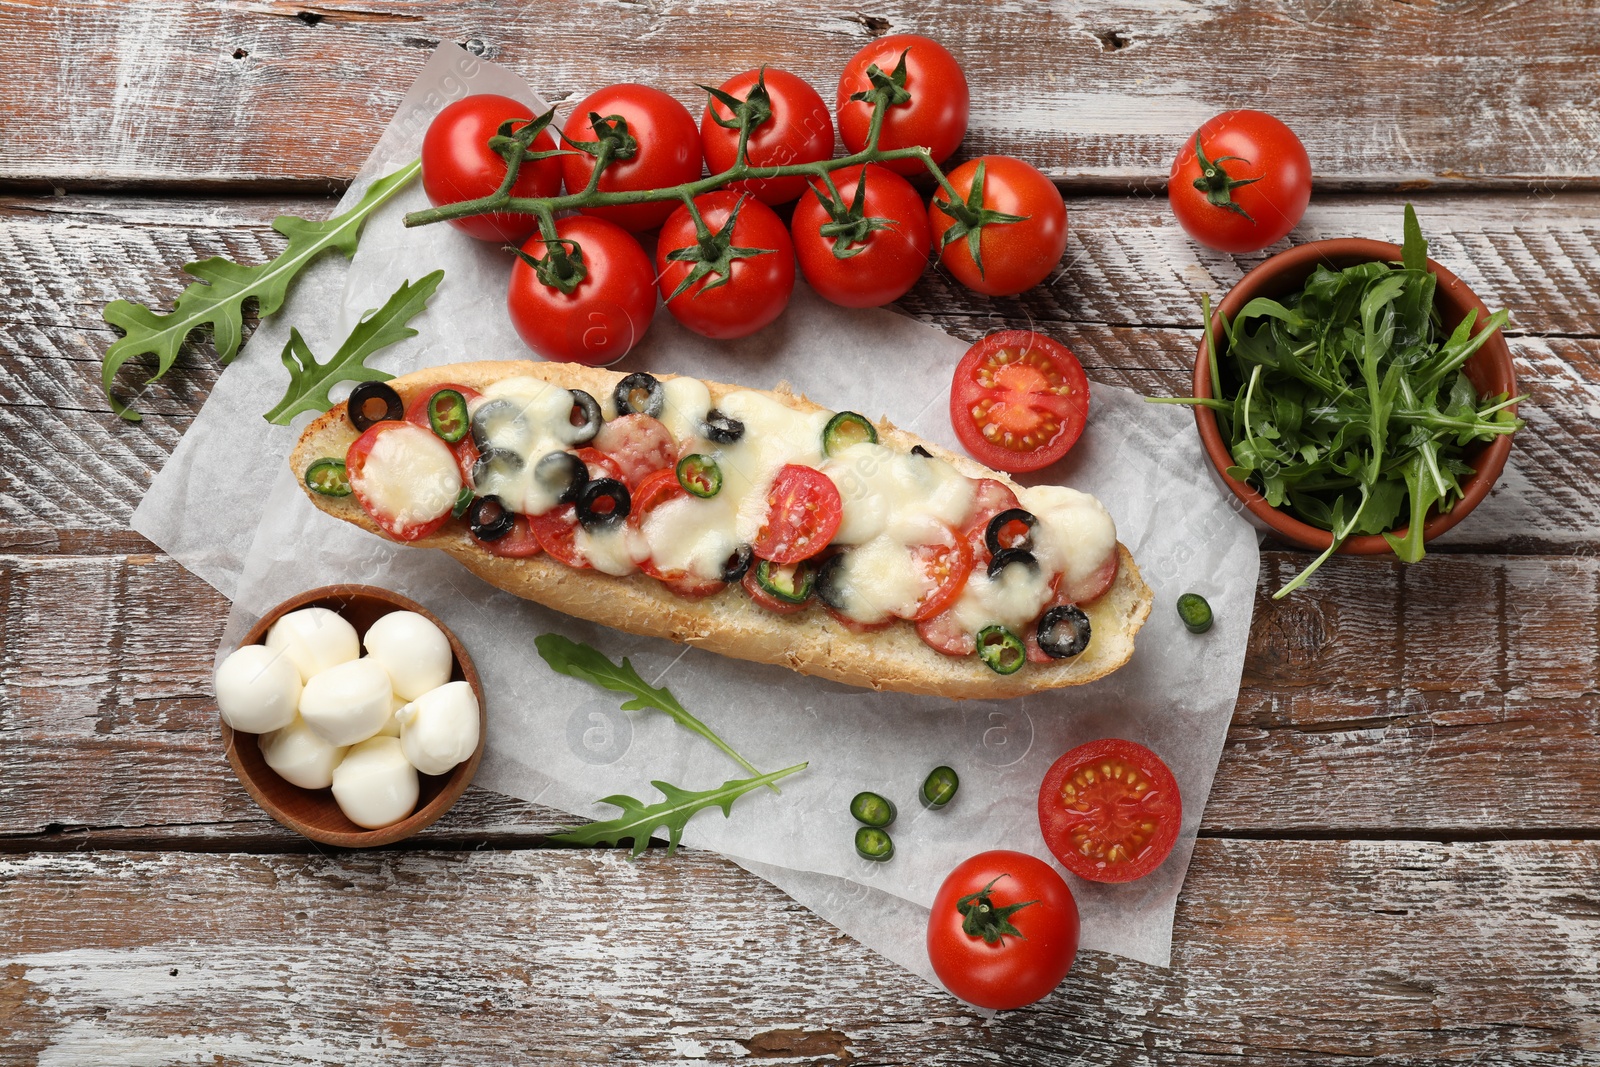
top-left (291, 361), bottom-right (1153, 699)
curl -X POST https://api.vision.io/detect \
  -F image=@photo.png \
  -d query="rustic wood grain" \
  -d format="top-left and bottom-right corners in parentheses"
top-left (6, 1), bottom-right (1600, 191)
top-left (1, 843), bottom-right (1595, 1064)
top-left (3, 551), bottom-right (1597, 847)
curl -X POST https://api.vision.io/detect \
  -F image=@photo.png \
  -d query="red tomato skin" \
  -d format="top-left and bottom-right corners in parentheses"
top-left (1038, 739), bottom-right (1183, 884)
top-left (701, 68), bottom-right (835, 205)
top-left (422, 94), bottom-right (563, 244)
top-left (792, 164), bottom-right (931, 308)
top-left (345, 423), bottom-right (455, 543)
top-left (836, 34), bottom-right (969, 177)
top-left (927, 851), bottom-right (1079, 1010)
top-left (949, 331), bottom-right (1089, 474)
top-left (507, 215), bottom-right (656, 366)
top-left (476, 515), bottom-right (544, 558)
top-left (560, 84), bottom-right (703, 232)
top-left (1169, 109), bottom-right (1311, 253)
top-left (931, 156), bottom-right (1067, 297)
top-left (404, 382), bottom-right (482, 483)
top-left (656, 191), bottom-right (796, 340)
top-left (528, 504), bottom-right (589, 569)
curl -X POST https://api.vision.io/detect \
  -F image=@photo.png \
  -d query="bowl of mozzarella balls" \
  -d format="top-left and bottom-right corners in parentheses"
top-left (214, 585), bottom-right (485, 847)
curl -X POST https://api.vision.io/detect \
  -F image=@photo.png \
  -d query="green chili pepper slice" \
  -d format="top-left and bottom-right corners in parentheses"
top-left (854, 826), bottom-right (894, 862)
top-left (427, 388), bottom-right (469, 443)
top-left (676, 454), bottom-right (722, 498)
top-left (976, 625), bottom-right (1026, 675)
top-left (1177, 592), bottom-right (1214, 634)
top-left (822, 411), bottom-right (878, 456)
top-left (921, 766), bottom-right (959, 809)
top-left (849, 791), bottom-right (897, 828)
top-left (450, 486), bottom-right (475, 520)
top-left (755, 559), bottom-right (815, 605)
top-left (304, 458), bottom-right (351, 497)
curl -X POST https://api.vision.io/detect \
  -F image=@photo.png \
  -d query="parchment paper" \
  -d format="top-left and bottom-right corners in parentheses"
top-left (133, 45), bottom-right (1258, 987)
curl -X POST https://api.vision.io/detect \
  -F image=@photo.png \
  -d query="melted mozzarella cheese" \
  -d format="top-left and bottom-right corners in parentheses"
top-left (713, 391), bottom-right (831, 546)
top-left (951, 560), bottom-right (1057, 636)
top-left (354, 425), bottom-right (462, 528)
top-left (1020, 484), bottom-right (1118, 589)
top-left (826, 443), bottom-right (973, 546)
top-left (640, 492), bottom-right (741, 580)
top-left (659, 376), bottom-right (712, 450)
top-left (574, 523), bottom-right (649, 576)
top-left (827, 534), bottom-right (928, 624)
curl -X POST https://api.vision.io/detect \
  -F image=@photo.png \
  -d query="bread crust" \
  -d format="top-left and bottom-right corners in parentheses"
top-left (291, 361), bottom-right (1153, 699)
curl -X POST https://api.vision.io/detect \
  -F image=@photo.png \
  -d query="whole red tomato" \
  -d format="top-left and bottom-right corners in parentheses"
top-left (1169, 109), bottom-right (1311, 253)
top-left (930, 156), bottom-right (1067, 296)
top-left (791, 164), bottom-right (930, 308)
top-left (561, 84), bottom-right (703, 232)
top-left (421, 94), bottom-right (563, 244)
top-left (836, 34), bottom-right (968, 177)
top-left (927, 850), bottom-right (1079, 1010)
top-left (656, 191), bottom-right (796, 339)
top-left (701, 68), bottom-right (835, 205)
top-left (507, 215), bottom-right (656, 365)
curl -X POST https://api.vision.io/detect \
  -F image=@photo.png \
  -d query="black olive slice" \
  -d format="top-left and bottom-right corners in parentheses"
top-left (348, 381), bottom-right (404, 432)
top-left (702, 408), bottom-right (744, 444)
top-left (471, 447), bottom-right (524, 489)
top-left (985, 508), bottom-right (1037, 557)
top-left (910, 445), bottom-right (933, 458)
top-left (987, 547), bottom-right (1039, 581)
top-left (815, 553), bottom-right (852, 611)
top-left (470, 398), bottom-right (534, 454)
top-left (467, 496), bottom-right (515, 542)
top-left (534, 451), bottom-right (588, 505)
top-left (613, 373), bottom-right (665, 418)
top-left (1036, 604), bottom-right (1092, 659)
top-left (567, 389), bottom-right (603, 444)
top-left (576, 477), bottom-right (631, 530)
top-left (720, 544), bottom-right (754, 584)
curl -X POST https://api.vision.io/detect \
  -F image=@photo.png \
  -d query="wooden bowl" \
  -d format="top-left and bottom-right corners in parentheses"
top-left (219, 585), bottom-right (485, 848)
top-left (1192, 238), bottom-right (1518, 554)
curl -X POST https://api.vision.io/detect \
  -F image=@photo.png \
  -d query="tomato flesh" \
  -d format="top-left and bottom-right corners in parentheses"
top-left (477, 515), bottom-right (544, 559)
top-left (951, 331), bottom-right (1088, 473)
top-left (905, 534), bottom-right (973, 621)
top-left (752, 465), bottom-right (842, 564)
top-left (1038, 739), bottom-right (1182, 884)
top-left (528, 504), bottom-right (588, 569)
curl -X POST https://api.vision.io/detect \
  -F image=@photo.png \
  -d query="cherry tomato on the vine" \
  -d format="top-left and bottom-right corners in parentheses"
top-left (560, 84), bottom-right (703, 233)
top-left (656, 191), bottom-right (796, 340)
top-left (507, 215), bottom-right (656, 366)
top-left (701, 68), bottom-right (835, 206)
top-left (927, 850), bottom-right (1079, 1010)
top-left (950, 331), bottom-right (1088, 473)
top-left (930, 156), bottom-right (1067, 297)
top-left (1038, 738), bottom-right (1182, 884)
top-left (791, 164), bottom-right (931, 308)
top-left (421, 94), bottom-right (563, 244)
top-left (1169, 109), bottom-right (1311, 253)
top-left (836, 34), bottom-right (968, 177)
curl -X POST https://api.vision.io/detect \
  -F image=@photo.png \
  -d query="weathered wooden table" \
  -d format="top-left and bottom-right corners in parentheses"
top-left (3, 3), bottom-right (1598, 1063)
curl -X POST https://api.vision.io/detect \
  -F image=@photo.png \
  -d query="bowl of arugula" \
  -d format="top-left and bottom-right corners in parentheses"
top-left (1181, 205), bottom-right (1523, 597)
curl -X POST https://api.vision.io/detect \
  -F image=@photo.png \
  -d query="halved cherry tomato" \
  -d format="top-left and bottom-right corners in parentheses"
top-left (628, 468), bottom-right (693, 582)
top-left (960, 477), bottom-right (1022, 564)
top-left (916, 608), bottom-right (974, 657)
top-left (476, 515), bottom-right (543, 559)
top-left (950, 331), bottom-right (1089, 474)
top-left (528, 504), bottom-right (588, 569)
top-left (1037, 738), bottom-right (1182, 884)
top-left (595, 414), bottom-right (678, 489)
top-left (905, 533), bottom-right (974, 621)
top-left (751, 464), bottom-right (842, 564)
top-left (405, 382), bottom-right (482, 483)
top-left (574, 447), bottom-right (625, 486)
top-left (346, 422), bottom-right (460, 543)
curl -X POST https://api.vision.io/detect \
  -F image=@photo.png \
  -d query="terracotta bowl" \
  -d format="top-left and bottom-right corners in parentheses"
top-left (219, 585), bottom-right (485, 848)
top-left (1192, 239), bottom-right (1517, 554)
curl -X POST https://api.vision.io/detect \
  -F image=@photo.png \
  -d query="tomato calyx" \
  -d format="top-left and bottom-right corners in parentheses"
top-left (932, 160), bottom-right (1030, 279)
top-left (847, 49), bottom-right (914, 114)
top-left (563, 111), bottom-right (640, 174)
top-left (1190, 134), bottom-right (1261, 221)
top-left (510, 233), bottom-right (589, 295)
top-left (956, 875), bottom-right (1038, 946)
top-left (484, 107), bottom-right (567, 171)
top-left (700, 68), bottom-right (776, 145)
top-left (812, 170), bottom-right (900, 260)
top-left (662, 194), bottom-right (776, 302)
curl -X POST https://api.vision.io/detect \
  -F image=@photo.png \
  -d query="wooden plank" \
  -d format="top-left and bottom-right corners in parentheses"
top-left (6, 192), bottom-right (1600, 542)
top-left (1, 842), bottom-right (1595, 1064)
top-left (3, 551), bottom-right (1598, 845)
top-left (7, 1), bottom-right (1600, 190)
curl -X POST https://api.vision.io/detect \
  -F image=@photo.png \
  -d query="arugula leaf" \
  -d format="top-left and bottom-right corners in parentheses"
top-left (549, 763), bottom-right (809, 857)
top-left (535, 634), bottom-right (768, 784)
top-left (102, 159), bottom-right (421, 421)
top-left (262, 270), bottom-right (444, 425)
top-left (1401, 202), bottom-right (1428, 272)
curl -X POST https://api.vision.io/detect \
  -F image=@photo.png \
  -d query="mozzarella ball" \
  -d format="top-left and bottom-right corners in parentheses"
top-left (395, 681), bottom-right (481, 775)
top-left (375, 693), bottom-right (405, 738)
top-left (298, 657), bottom-right (396, 746)
top-left (258, 715), bottom-right (349, 790)
top-left (363, 611), bottom-right (454, 701)
top-left (215, 644), bottom-right (301, 733)
top-left (266, 607), bottom-right (360, 682)
top-left (331, 736), bottom-right (420, 829)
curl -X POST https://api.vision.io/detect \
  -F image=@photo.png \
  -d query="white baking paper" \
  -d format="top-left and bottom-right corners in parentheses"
top-left (133, 45), bottom-right (1258, 984)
